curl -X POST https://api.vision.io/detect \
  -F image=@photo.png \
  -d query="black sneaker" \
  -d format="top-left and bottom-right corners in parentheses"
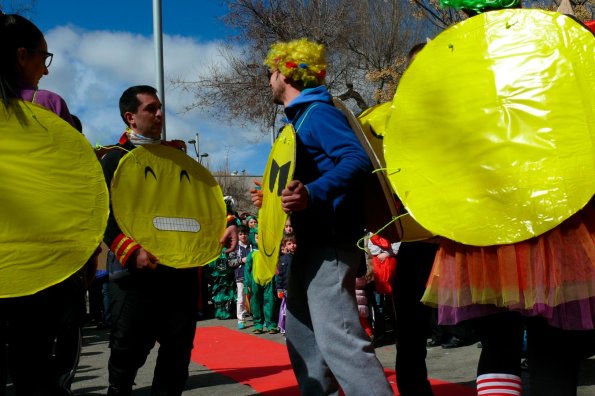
top-left (521, 358), bottom-right (529, 370)
top-left (441, 336), bottom-right (465, 349)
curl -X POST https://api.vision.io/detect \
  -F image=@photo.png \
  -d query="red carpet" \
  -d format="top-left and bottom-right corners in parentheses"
top-left (192, 326), bottom-right (475, 396)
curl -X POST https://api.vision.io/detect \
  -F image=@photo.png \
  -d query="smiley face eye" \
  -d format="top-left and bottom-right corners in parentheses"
top-left (145, 166), bottom-right (157, 180)
top-left (180, 170), bottom-right (190, 183)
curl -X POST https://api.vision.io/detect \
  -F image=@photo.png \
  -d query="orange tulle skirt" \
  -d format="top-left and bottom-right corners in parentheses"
top-left (422, 200), bottom-right (595, 330)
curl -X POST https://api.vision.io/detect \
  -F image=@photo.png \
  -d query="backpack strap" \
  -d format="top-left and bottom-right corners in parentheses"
top-left (292, 102), bottom-right (321, 133)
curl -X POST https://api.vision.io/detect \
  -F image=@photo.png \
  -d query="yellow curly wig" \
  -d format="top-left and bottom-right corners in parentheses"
top-left (264, 38), bottom-right (327, 88)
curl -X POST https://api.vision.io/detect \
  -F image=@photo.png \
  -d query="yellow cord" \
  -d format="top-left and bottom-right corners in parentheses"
top-left (356, 213), bottom-right (409, 251)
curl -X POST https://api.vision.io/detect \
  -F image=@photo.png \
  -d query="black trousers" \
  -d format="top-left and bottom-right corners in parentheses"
top-left (474, 312), bottom-right (595, 396)
top-left (528, 318), bottom-right (595, 396)
top-left (107, 267), bottom-right (199, 396)
top-left (473, 312), bottom-right (524, 378)
top-left (0, 277), bottom-right (82, 396)
top-left (392, 241), bottom-right (438, 396)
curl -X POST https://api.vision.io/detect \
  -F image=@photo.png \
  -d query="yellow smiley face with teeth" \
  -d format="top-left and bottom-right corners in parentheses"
top-left (111, 144), bottom-right (226, 268)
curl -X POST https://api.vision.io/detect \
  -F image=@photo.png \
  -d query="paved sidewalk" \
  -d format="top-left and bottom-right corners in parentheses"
top-left (5, 317), bottom-right (595, 395)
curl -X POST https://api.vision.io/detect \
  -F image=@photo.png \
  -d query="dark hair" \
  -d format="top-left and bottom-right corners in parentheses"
top-left (238, 225), bottom-right (250, 234)
top-left (282, 233), bottom-right (297, 245)
top-left (406, 43), bottom-right (426, 66)
top-left (118, 85), bottom-right (157, 126)
top-left (71, 114), bottom-right (83, 132)
top-left (0, 13), bottom-right (45, 104)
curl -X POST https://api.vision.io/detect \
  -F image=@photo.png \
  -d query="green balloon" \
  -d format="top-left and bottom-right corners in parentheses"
top-left (439, 0), bottom-right (520, 12)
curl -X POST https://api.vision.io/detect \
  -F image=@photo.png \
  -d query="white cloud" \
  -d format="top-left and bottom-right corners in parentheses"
top-left (41, 25), bottom-right (270, 175)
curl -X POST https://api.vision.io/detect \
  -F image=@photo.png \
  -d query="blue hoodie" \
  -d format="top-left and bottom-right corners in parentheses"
top-left (284, 85), bottom-right (372, 244)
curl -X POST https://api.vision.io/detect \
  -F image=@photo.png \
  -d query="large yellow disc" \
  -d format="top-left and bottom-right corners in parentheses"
top-left (0, 100), bottom-right (109, 297)
top-left (257, 125), bottom-right (296, 284)
top-left (385, 9), bottom-right (595, 246)
top-left (111, 145), bottom-right (226, 268)
top-left (355, 100), bottom-right (435, 242)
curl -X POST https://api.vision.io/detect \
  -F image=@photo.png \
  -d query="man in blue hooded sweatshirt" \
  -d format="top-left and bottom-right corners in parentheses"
top-left (255, 38), bottom-right (393, 396)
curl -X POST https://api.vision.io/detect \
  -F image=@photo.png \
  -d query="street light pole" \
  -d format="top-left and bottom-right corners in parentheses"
top-left (187, 132), bottom-right (208, 164)
top-left (152, 0), bottom-right (166, 140)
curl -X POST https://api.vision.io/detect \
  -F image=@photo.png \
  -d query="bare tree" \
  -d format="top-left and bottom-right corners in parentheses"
top-left (534, 0), bottom-right (594, 18)
top-left (0, 0), bottom-right (37, 15)
top-left (172, 0), bottom-right (428, 133)
top-left (557, 0), bottom-right (595, 19)
top-left (409, 0), bottom-right (466, 29)
top-left (173, 45), bottom-right (278, 131)
top-left (211, 156), bottom-right (259, 215)
top-left (175, 0), bottom-right (593, 130)
top-left (340, 0), bottom-right (425, 106)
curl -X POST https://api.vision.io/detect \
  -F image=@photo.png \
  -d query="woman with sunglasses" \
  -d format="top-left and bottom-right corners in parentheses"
top-left (1, 12), bottom-right (93, 396)
top-left (0, 12), bottom-right (76, 127)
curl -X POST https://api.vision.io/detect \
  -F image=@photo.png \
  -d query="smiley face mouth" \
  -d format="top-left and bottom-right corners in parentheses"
top-left (153, 216), bottom-right (200, 232)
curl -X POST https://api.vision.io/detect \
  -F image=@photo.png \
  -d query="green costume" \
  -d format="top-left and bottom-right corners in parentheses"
top-left (208, 249), bottom-right (236, 319)
top-left (244, 249), bottom-right (277, 331)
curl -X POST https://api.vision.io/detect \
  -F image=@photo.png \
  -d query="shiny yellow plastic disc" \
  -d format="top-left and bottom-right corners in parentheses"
top-left (385, 9), bottom-right (595, 246)
top-left (111, 144), bottom-right (226, 268)
top-left (0, 100), bottom-right (109, 297)
top-left (358, 101), bottom-right (392, 154)
top-left (357, 101), bottom-right (435, 242)
top-left (257, 124), bottom-right (296, 284)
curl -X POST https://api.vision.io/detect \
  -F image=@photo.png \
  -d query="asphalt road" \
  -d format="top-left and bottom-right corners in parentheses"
top-left (4, 316), bottom-right (595, 395)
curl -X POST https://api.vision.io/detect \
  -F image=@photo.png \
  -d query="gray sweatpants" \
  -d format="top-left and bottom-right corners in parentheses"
top-left (286, 243), bottom-right (393, 396)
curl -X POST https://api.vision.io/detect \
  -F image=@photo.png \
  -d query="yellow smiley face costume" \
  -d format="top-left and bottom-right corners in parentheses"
top-left (256, 125), bottom-right (296, 285)
top-left (0, 101), bottom-right (109, 297)
top-left (111, 144), bottom-right (226, 268)
top-left (385, 9), bottom-right (595, 246)
top-left (345, 99), bottom-right (434, 242)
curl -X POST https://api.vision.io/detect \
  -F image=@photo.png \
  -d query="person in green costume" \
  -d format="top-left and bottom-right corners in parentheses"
top-left (244, 230), bottom-right (279, 334)
top-left (207, 249), bottom-right (237, 320)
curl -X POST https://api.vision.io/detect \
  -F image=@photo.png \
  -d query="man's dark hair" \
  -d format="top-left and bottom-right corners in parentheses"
top-left (119, 85), bottom-right (157, 126)
top-left (238, 225), bottom-right (250, 235)
top-left (406, 43), bottom-right (426, 66)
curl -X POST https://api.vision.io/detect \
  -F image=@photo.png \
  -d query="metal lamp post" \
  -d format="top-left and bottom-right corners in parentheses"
top-left (187, 133), bottom-right (208, 164)
top-left (153, 0), bottom-right (166, 140)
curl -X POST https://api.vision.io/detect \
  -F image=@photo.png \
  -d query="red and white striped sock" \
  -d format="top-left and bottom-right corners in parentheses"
top-left (476, 373), bottom-right (522, 396)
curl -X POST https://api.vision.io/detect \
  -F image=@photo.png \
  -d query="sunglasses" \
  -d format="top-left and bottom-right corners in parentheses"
top-left (26, 48), bottom-right (54, 68)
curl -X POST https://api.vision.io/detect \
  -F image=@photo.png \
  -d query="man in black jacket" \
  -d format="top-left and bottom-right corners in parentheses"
top-left (101, 85), bottom-right (236, 396)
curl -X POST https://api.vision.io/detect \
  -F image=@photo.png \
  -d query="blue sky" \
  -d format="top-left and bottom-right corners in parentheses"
top-left (25, 0), bottom-right (270, 175)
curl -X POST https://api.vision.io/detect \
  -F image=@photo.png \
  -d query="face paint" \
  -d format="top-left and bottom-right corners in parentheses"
top-left (111, 144), bottom-right (226, 267)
